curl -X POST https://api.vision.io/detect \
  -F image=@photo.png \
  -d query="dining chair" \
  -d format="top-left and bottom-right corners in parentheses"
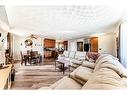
top-left (20, 51), bottom-right (27, 66)
top-left (29, 51), bottom-right (38, 65)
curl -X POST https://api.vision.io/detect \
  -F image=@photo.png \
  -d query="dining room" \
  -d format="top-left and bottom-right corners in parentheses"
top-left (5, 33), bottom-right (67, 89)
top-left (12, 34), bottom-right (44, 65)
top-left (20, 50), bottom-right (42, 66)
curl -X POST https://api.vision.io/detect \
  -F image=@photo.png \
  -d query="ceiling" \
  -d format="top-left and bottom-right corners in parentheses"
top-left (2, 6), bottom-right (127, 40)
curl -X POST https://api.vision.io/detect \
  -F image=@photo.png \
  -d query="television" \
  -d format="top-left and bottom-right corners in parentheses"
top-left (84, 43), bottom-right (90, 52)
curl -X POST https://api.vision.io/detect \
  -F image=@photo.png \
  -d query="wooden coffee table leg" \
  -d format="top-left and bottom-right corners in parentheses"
top-left (68, 65), bottom-right (70, 77)
top-left (55, 61), bottom-right (56, 71)
top-left (63, 63), bottom-right (65, 75)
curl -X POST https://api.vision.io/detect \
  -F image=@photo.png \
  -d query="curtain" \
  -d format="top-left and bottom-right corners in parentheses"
top-left (120, 20), bottom-right (127, 68)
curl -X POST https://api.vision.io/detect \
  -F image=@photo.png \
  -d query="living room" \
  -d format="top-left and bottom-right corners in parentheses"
top-left (1, 0), bottom-right (127, 95)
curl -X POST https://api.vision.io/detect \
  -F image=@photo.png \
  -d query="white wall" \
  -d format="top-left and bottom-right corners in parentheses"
top-left (98, 32), bottom-right (117, 57)
top-left (0, 28), bottom-right (8, 64)
top-left (0, 28), bottom-right (8, 50)
top-left (68, 38), bottom-right (84, 51)
top-left (13, 35), bottom-right (44, 60)
top-left (0, 51), bottom-right (6, 64)
top-left (70, 41), bottom-right (77, 51)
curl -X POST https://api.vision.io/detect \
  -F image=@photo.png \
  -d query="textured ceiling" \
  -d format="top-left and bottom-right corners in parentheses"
top-left (0, 6), bottom-right (9, 30)
top-left (4, 6), bottom-right (126, 40)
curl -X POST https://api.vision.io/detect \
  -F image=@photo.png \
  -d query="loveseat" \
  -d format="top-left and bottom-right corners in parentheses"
top-left (39, 54), bottom-right (127, 89)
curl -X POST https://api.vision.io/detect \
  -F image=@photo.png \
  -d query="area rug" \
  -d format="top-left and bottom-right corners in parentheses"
top-left (11, 65), bottom-right (69, 90)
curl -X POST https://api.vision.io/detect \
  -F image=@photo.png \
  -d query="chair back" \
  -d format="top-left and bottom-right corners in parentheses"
top-left (30, 51), bottom-right (38, 58)
top-left (75, 51), bottom-right (86, 60)
top-left (27, 50), bottom-right (30, 55)
top-left (20, 51), bottom-right (24, 59)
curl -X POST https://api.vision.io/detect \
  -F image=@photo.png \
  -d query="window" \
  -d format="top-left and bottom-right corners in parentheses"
top-left (120, 20), bottom-right (127, 68)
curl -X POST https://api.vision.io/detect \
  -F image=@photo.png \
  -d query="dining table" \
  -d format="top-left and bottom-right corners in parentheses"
top-left (23, 51), bottom-right (42, 65)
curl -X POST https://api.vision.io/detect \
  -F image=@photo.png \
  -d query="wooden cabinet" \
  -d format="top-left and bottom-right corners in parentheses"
top-left (44, 39), bottom-right (56, 48)
top-left (44, 51), bottom-right (52, 58)
top-left (90, 37), bottom-right (98, 52)
top-left (44, 39), bottom-right (56, 58)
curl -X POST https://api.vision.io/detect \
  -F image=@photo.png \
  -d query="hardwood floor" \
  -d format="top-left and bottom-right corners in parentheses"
top-left (11, 59), bottom-right (69, 90)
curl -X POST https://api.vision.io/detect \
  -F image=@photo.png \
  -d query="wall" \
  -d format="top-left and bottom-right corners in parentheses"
top-left (0, 28), bottom-right (8, 64)
top-left (68, 31), bottom-right (118, 57)
top-left (98, 32), bottom-right (117, 57)
top-left (13, 34), bottom-right (44, 60)
top-left (68, 38), bottom-right (84, 51)
top-left (0, 28), bottom-right (8, 50)
top-left (68, 40), bottom-right (76, 51)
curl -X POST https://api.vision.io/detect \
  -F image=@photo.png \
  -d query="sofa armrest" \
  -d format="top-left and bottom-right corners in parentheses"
top-left (71, 59), bottom-right (82, 65)
top-left (82, 61), bottom-right (95, 69)
top-left (77, 57), bottom-right (86, 61)
top-left (70, 66), bottom-right (93, 85)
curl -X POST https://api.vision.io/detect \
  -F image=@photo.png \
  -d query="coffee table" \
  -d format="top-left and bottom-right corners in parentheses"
top-left (55, 59), bottom-right (70, 74)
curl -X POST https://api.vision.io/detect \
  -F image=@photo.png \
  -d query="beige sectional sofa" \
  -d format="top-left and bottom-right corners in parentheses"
top-left (57, 51), bottom-right (87, 69)
top-left (40, 54), bottom-right (127, 89)
top-left (58, 51), bottom-right (86, 61)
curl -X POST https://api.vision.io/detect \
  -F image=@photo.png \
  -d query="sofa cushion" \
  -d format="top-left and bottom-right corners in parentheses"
top-left (82, 61), bottom-right (95, 69)
top-left (70, 66), bottom-right (93, 85)
top-left (111, 59), bottom-right (127, 78)
top-left (121, 77), bottom-right (127, 87)
top-left (95, 54), bottom-right (118, 64)
top-left (75, 67), bottom-right (93, 82)
top-left (82, 55), bottom-right (127, 89)
top-left (95, 60), bottom-right (122, 75)
top-left (94, 55), bottom-right (120, 72)
top-left (75, 51), bottom-right (86, 61)
top-left (94, 55), bottom-right (127, 78)
top-left (69, 62), bottom-right (81, 68)
top-left (71, 59), bottom-right (82, 65)
top-left (82, 68), bottom-right (127, 89)
top-left (70, 70), bottom-right (86, 85)
top-left (51, 76), bottom-right (82, 89)
top-left (69, 51), bottom-right (76, 58)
